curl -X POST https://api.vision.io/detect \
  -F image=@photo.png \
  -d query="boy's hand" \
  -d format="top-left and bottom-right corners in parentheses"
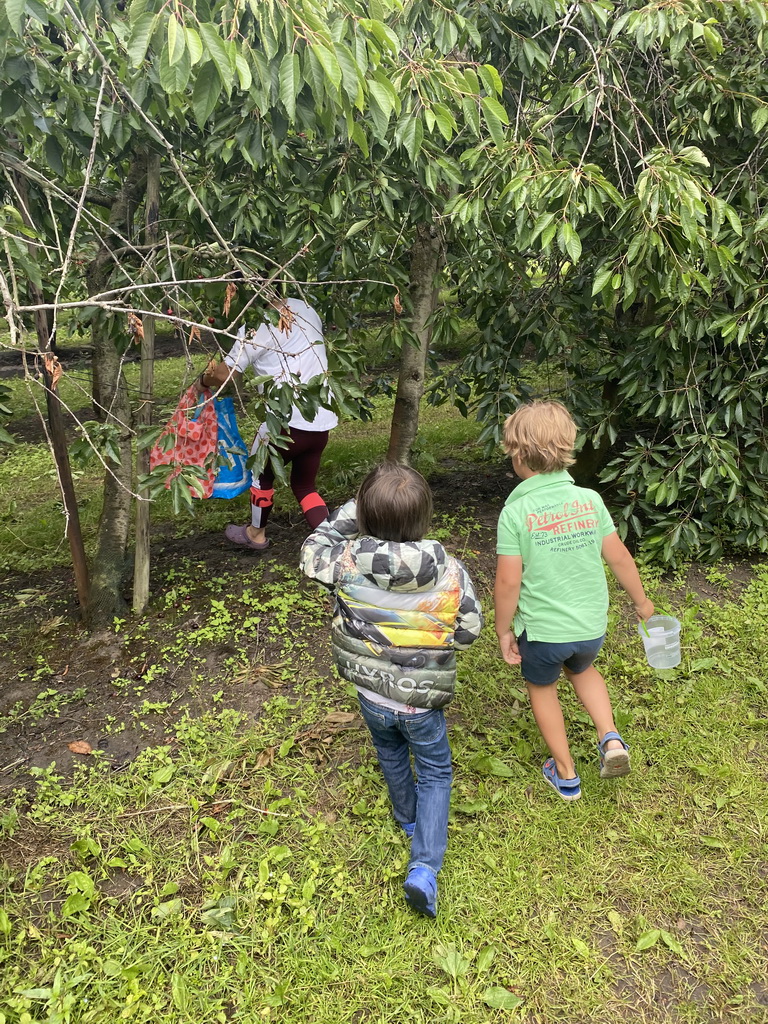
top-left (498, 631), bottom-right (522, 666)
top-left (634, 598), bottom-right (655, 622)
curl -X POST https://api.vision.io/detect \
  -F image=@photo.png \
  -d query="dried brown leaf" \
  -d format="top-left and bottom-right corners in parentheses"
top-left (223, 282), bottom-right (237, 317)
top-left (393, 291), bottom-right (403, 315)
top-left (68, 741), bottom-right (92, 755)
top-left (278, 304), bottom-right (295, 334)
top-left (323, 712), bottom-right (357, 726)
top-left (127, 312), bottom-right (144, 343)
top-left (255, 747), bottom-right (275, 769)
top-left (43, 352), bottom-right (63, 390)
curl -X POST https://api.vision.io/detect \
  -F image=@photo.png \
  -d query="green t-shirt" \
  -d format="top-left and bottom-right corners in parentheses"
top-left (496, 471), bottom-right (616, 643)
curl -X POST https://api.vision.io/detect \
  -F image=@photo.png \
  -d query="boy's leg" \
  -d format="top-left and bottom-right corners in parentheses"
top-left (526, 681), bottom-right (577, 780)
top-left (563, 665), bottom-right (623, 751)
top-left (403, 709), bottom-right (452, 877)
top-left (357, 697), bottom-right (417, 826)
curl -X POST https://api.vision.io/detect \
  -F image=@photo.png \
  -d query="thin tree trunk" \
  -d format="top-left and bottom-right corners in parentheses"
top-left (87, 153), bottom-right (147, 625)
top-left (386, 221), bottom-right (443, 465)
top-left (132, 152), bottom-right (160, 614)
top-left (12, 169), bottom-right (89, 615)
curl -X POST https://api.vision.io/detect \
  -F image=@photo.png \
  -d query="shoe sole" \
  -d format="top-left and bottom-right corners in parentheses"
top-left (600, 750), bottom-right (630, 778)
top-left (542, 771), bottom-right (581, 802)
top-left (404, 883), bottom-right (436, 918)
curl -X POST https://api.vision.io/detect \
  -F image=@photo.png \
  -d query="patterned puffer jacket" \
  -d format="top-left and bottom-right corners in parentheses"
top-left (300, 499), bottom-right (483, 709)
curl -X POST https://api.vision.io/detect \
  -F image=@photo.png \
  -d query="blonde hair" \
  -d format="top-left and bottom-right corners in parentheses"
top-left (502, 401), bottom-right (576, 472)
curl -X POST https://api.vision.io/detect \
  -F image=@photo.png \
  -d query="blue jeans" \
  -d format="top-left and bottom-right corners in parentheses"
top-left (357, 694), bottom-right (452, 877)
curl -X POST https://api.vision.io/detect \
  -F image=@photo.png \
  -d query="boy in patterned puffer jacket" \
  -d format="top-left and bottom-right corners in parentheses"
top-left (300, 463), bottom-right (483, 918)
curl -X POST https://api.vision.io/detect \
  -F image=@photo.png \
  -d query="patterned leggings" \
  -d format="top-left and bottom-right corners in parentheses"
top-left (250, 427), bottom-right (330, 531)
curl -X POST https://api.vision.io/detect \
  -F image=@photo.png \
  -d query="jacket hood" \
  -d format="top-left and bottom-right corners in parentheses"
top-left (346, 536), bottom-right (450, 593)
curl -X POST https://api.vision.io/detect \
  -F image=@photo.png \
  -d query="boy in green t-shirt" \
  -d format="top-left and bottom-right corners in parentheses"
top-left (494, 401), bottom-right (654, 801)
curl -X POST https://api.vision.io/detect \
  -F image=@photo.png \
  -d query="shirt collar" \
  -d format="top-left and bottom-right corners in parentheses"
top-left (504, 470), bottom-right (574, 505)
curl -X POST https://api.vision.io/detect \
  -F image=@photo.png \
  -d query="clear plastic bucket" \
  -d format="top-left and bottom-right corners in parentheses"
top-left (638, 614), bottom-right (681, 669)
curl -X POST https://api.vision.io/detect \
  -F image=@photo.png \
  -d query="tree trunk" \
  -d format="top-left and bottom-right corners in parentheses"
top-left (12, 168), bottom-right (90, 615)
top-left (87, 153), bottom-right (147, 625)
top-left (386, 221), bottom-right (443, 464)
top-left (132, 152), bottom-right (160, 614)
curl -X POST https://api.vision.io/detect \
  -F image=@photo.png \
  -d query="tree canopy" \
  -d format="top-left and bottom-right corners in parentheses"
top-left (1, 0), bottom-right (767, 621)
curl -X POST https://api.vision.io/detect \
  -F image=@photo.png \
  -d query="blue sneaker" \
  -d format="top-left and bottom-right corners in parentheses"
top-left (401, 821), bottom-right (415, 839)
top-left (404, 868), bottom-right (437, 918)
top-left (542, 757), bottom-right (581, 802)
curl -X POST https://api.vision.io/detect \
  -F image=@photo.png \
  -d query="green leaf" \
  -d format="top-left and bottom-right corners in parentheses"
top-left (702, 25), bottom-right (723, 57)
top-left (480, 94), bottom-right (508, 124)
top-left (167, 15), bottom-right (185, 66)
top-left (368, 81), bottom-right (394, 121)
top-left (311, 42), bottom-right (342, 91)
top-left (185, 26), bottom-right (202, 65)
top-left (454, 798), bottom-right (488, 815)
top-left (635, 929), bottom-right (661, 951)
top-left (475, 945), bottom-right (497, 973)
top-left (432, 102), bottom-right (455, 141)
top-left (752, 105), bottom-right (768, 134)
top-left (235, 53), bottom-right (252, 91)
top-left (345, 219), bottom-right (370, 239)
top-left (4, 0), bottom-right (26, 34)
top-left (426, 986), bottom-right (453, 1006)
top-left (463, 67), bottom-right (480, 94)
top-left (279, 52), bottom-right (300, 120)
top-left (660, 929), bottom-right (684, 955)
top-left (399, 115), bottom-right (423, 163)
top-left (44, 135), bottom-right (64, 176)
top-left (171, 972), bottom-right (189, 1012)
top-left (481, 96), bottom-right (506, 147)
top-left (461, 95), bottom-right (480, 136)
top-left (558, 221), bottom-right (582, 263)
top-left (126, 12), bottom-right (157, 68)
top-left (334, 42), bottom-right (361, 105)
top-left (350, 121), bottom-right (369, 158)
top-left (199, 22), bottom-right (234, 94)
top-left (192, 61), bottom-right (222, 128)
top-left (482, 987), bottom-right (524, 1010)
top-left (469, 754), bottom-right (514, 778)
top-left (592, 265), bottom-right (614, 296)
top-left (151, 898), bottom-right (183, 921)
top-left (478, 63), bottom-right (503, 97)
top-left (159, 41), bottom-right (191, 94)
top-left (363, 18), bottom-right (400, 57)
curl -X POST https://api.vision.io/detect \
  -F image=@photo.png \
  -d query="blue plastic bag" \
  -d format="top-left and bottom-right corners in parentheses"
top-left (211, 396), bottom-right (252, 499)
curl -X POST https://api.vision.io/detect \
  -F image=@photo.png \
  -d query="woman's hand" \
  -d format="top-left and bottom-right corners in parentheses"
top-left (194, 358), bottom-right (219, 394)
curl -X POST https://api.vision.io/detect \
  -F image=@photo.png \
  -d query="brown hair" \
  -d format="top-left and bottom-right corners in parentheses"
top-left (502, 400), bottom-right (577, 472)
top-left (357, 463), bottom-right (433, 543)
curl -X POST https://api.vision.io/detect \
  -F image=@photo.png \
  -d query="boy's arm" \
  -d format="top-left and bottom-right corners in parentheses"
top-left (452, 561), bottom-right (484, 649)
top-left (494, 554), bottom-right (523, 666)
top-left (299, 499), bottom-right (359, 587)
top-left (601, 532), bottom-right (654, 621)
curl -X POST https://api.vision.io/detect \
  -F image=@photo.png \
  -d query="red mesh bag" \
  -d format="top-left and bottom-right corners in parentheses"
top-left (150, 385), bottom-right (218, 498)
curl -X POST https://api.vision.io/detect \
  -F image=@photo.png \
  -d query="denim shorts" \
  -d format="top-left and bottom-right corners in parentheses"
top-left (518, 631), bottom-right (605, 686)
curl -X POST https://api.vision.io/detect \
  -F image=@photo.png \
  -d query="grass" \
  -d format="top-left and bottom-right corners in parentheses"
top-left (1, 552), bottom-right (767, 1022)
